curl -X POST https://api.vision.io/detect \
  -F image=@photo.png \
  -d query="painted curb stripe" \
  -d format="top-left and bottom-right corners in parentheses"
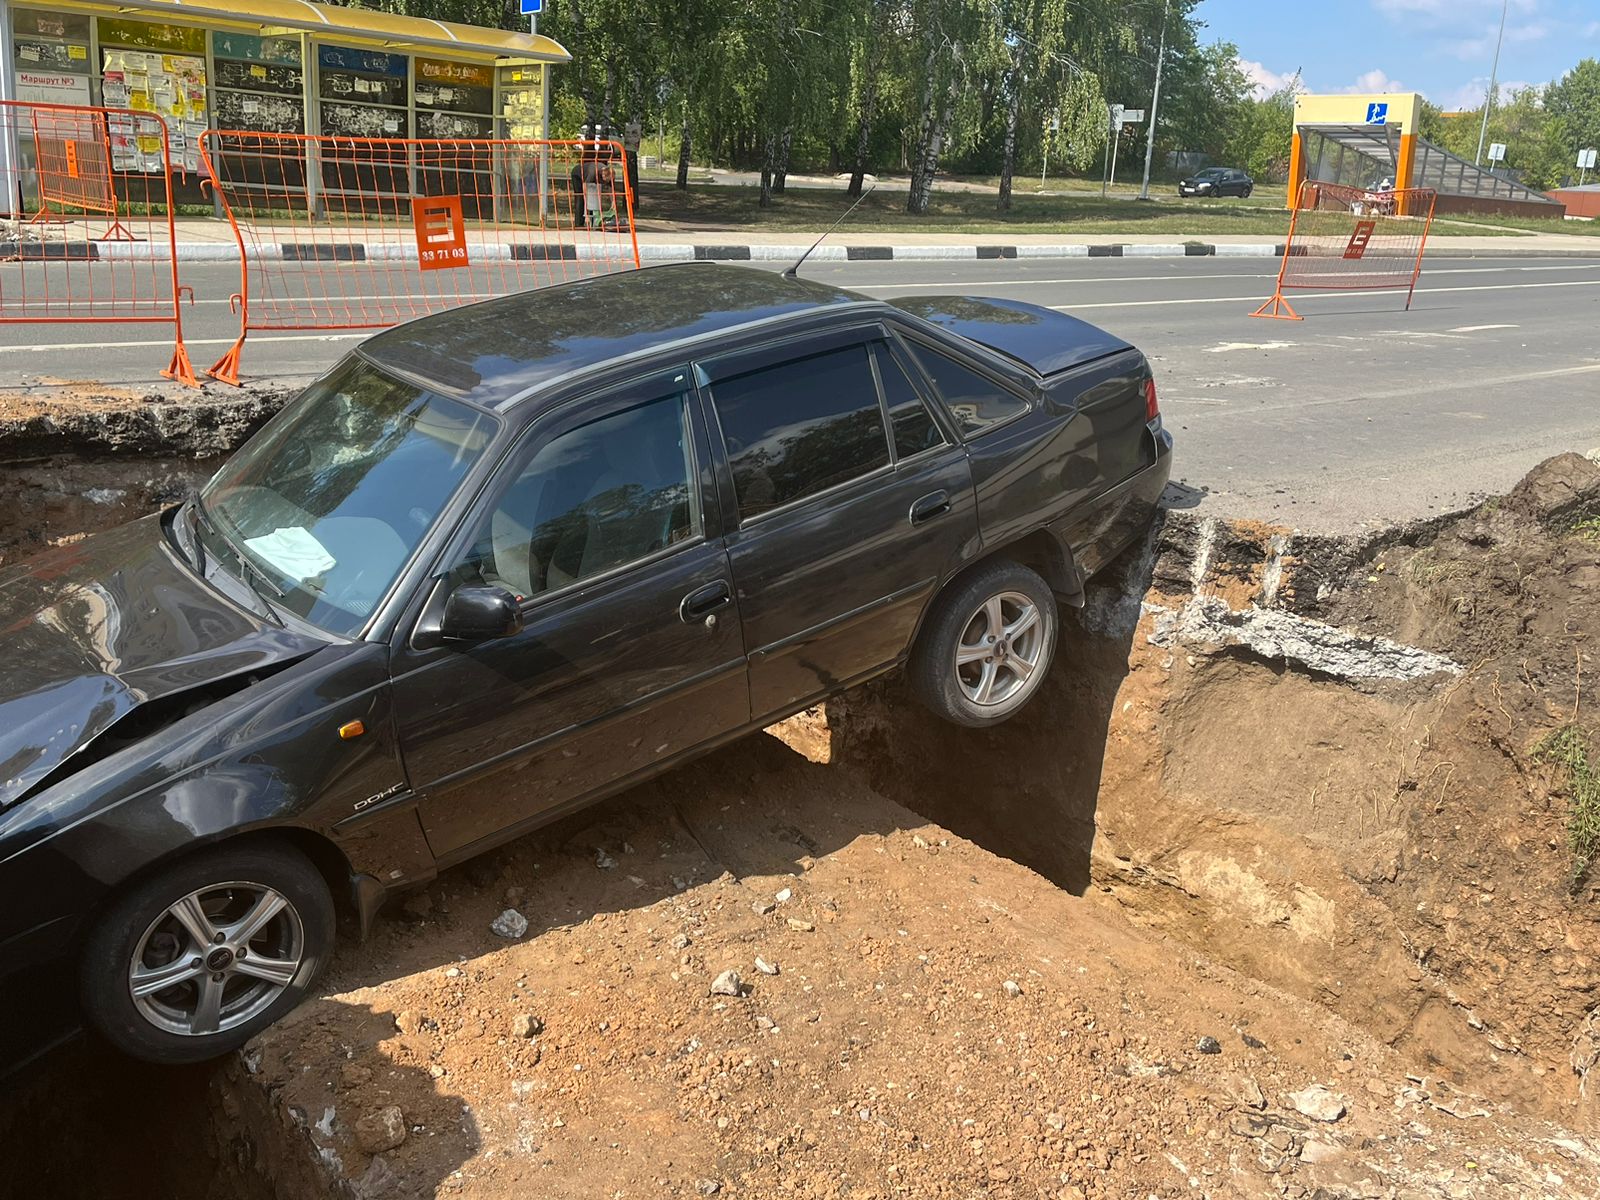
top-left (10, 241), bottom-right (1592, 265)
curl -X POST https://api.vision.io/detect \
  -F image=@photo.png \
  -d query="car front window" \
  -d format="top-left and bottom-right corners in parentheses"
top-left (199, 356), bottom-right (497, 636)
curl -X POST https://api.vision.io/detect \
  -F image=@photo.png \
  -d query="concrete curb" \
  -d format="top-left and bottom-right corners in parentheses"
top-left (6, 239), bottom-right (1595, 263)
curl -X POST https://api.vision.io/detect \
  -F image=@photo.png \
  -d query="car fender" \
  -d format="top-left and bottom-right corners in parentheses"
top-left (0, 643), bottom-right (427, 947)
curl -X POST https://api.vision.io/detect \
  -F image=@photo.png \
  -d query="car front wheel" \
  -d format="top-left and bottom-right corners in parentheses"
top-left (78, 840), bottom-right (334, 1064)
top-left (910, 560), bottom-right (1058, 728)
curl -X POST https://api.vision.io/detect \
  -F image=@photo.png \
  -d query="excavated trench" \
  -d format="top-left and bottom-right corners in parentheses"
top-left (2, 394), bottom-right (1596, 1196)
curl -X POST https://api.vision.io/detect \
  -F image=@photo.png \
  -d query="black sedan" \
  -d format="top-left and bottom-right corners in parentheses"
top-left (0, 264), bottom-right (1171, 1069)
top-left (1178, 167), bottom-right (1254, 198)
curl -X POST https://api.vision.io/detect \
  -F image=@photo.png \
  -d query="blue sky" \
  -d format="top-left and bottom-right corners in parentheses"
top-left (1195, 0), bottom-right (1600, 109)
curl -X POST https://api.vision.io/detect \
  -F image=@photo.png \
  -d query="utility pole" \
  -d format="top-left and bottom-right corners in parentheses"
top-left (1474, 0), bottom-right (1508, 166)
top-left (1137, 0), bottom-right (1169, 201)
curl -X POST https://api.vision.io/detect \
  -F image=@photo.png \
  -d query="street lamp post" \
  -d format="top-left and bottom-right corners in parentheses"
top-left (1137, 0), bottom-right (1169, 201)
top-left (1474, 0), bottom-right (1509, 167)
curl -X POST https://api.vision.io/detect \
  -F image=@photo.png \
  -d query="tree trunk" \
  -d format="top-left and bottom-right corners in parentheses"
top-left (997, 75), bottom-right (1020, 213)
top-left (759, 130), bottom-right (777, 208)
top-left (676, 113), bottom-right (692, 190)
top-left (848, 67), bottom-right (879, 198)
top-left (906, 37), bottom-right (941, 215)
top-left (773, 127), bottom-right (793, 193)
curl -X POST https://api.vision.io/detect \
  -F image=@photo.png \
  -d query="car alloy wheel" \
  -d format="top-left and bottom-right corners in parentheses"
top-left (954, 590), bottom-right (1048, 708)
top-left (129, 880), bottom-right (306, 1037)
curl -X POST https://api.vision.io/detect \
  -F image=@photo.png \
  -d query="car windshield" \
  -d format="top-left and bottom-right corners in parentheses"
top-left (198, 356), bottom-right (497, 636)
top-left (1198, 168), bottom-right (1227, 179)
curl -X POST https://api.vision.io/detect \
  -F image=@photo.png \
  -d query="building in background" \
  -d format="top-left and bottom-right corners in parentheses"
top-left (1288, 91), bottom-right (1563, 219)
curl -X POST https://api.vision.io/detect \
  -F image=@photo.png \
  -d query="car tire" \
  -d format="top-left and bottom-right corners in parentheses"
top-left (1242, 185), bottom-right (1253, 198)
top-left (78, 840), bottom-right (334, 1065)
top-left (909, 559), bottom-right (1058, 728)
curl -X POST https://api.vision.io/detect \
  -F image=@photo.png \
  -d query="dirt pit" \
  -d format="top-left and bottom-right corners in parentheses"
top-left (3, 396), bottom-right (1600, 1199)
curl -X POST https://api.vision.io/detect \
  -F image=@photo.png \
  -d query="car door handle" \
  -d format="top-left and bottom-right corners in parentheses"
top-left (909, 490), bottom-right (951, 526)
top-left (679, 580), bottom-right (732, 622)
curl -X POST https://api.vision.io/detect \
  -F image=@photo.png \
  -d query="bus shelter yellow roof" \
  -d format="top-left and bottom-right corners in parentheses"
top-left (67, 0), bottom-right (571, 62)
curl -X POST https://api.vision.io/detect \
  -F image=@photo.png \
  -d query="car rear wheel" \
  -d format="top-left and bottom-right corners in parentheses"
top-left (909, 560), bottom-right (1058, 728)
top-left (79, 840), bottom-right (334, 1064)
top-left (1242, 185), bottom-right (1253, 198)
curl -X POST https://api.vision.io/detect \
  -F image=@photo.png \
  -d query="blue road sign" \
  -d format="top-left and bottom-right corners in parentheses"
top-left (1366, 102), bottom-right (1388, 124)
top-left (521, 0), bottom-right (542, 12)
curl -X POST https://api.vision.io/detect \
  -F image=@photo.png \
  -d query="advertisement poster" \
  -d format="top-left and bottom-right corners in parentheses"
top-left (101, 48), bottom-right (208, 171)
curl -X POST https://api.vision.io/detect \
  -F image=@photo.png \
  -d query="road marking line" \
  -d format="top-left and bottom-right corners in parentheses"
top-left (0, 332), bottom-right (369, 354)
top-left (1047, 277), bottom-right (1600, 311)
top-left (1449, 324), bottom-right (1519, 332)
top-left (853, 263), bottom-right (1600, 290)
top-left (1204, 341), bottom-right (1299, 353)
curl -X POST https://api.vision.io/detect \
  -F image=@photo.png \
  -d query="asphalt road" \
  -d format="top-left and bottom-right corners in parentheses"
top-left (3, 254), bottom-right (1597, 531)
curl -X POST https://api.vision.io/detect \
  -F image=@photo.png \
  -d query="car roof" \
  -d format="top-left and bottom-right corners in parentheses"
top-left (359, 263), bottom-right (872, 409)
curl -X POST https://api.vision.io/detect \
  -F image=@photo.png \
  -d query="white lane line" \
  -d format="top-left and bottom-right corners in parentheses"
top-left (1204, 341), bottom-right (1299, 353)
top-left (854, 263), bottom-right (1600, 290)
top-left (1047, 277), bottom-right (1600, 311)
top-left (0, 332), bottom-right (370, 354)
top-left (1449, 323), bottom-right (1519, 332)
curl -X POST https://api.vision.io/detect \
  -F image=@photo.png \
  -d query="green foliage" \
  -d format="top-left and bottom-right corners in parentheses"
top-left (347, 2), bottom-right (1600, 208)
top-left (1569, 515), bottom-right (1600, 542)
top-left (1534, 725), bottom-right (1600, 889)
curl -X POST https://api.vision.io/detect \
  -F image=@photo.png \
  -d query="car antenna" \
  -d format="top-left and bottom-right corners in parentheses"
top-left (784, 184), bottom-right (876, 280)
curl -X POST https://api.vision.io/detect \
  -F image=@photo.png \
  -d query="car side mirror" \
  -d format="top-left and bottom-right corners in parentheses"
top-left (440, 585), bottom-right (524, 643)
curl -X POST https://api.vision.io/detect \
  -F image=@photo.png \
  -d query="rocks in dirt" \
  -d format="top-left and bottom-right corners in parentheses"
top-left (353, 1106), bottom-right (407, 1154)
top-left (1149, 594), bottom-right (1462, 682)
top-left (1196, 1036), bottom-right (1222, 1055)
top-left (394, 1010), bottom-right (423, 1035)
top-left (775, 887), bottom-right (792, 903)
top-left (695, 1180), bottom-right (722, 1195)
top-left (753, 900), bottom-right (776, 916)
top-left (754, 956), bottom-right (780, 976)
top-left (490, 909), bottom-right (529, 939)
top-left (710, 970), bottom-right (745, 997)
top-left (1299, 1139), bottom-right (1341, 1164)
top-left (1287, 1084), bottom-right (1347, 1122)
top-left (1226, 1076), bottom-right (1267, 1110)
top-left (511, 1014), bottom-right (543, 1039)
top-left (595, 849), bottom-right (617, 870)
top-left (352, 1153), bottom-right (398, 1200)
top-left (786, 918), bottom-right (814, 932)
top-left (1002, 980), bottom-right (1023, 999)
top-left (671, 933), bottom-right (692, 950)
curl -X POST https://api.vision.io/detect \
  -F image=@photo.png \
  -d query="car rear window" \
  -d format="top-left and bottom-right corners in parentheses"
top-left (905, 342), bottom-right (1029, 437)
top-left (710, 344), bottom-right (891, 521)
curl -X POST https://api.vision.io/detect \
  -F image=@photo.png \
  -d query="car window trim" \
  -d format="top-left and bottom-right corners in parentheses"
top-left (419, 368), bottom-right (710, 621)
top-left (732, 459), bottom-right (898, 530)
top-left (869, 337), bottom-right (955, 466)
top-left (891, 329), bottom-right (1035, 441)
top-left (695, 325), bottom-right (898, 528)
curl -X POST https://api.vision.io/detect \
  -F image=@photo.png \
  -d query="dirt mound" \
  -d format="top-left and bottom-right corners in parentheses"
top-left (820, 453), bottom-right (1600, 1135)
top-left (223, 739), bottom-right (1596, 1199)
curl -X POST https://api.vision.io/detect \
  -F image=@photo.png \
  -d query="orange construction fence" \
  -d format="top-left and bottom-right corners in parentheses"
top-left (0, 99), bottom-right (195, 384)
top-left (1252, 180), bottom-right (1437, 321)
top-left (199, 131), bottom-right (642, 384)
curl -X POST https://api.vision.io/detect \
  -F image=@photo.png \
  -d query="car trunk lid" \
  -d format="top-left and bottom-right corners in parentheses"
top-left (890, 295), bottom-right (1133, 378)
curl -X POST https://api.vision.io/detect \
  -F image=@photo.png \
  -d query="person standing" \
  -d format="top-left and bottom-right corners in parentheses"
top-left (623, 116), bottom-right (643, 211)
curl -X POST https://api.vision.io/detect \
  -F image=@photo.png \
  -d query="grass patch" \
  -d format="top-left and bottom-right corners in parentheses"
top-left (1569, 514), bottom-right (1600, 541)
top-left (1534, 725), bottom-right (1600, 889)
top-left (633, 181), bottom-right (1541, 238)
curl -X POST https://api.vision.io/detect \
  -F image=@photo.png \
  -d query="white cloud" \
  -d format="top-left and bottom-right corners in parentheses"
top-left (1238, 59), bottom-right (1302, 100)
top-left (1341, 69), bottom-right (1408, 94)
top-left (1438, 78), bottom-right (1533, 109)
top-left (1448, 19), bottom-right (1551, 61)
top-left (1372, 0), bottom-right (1537, 18)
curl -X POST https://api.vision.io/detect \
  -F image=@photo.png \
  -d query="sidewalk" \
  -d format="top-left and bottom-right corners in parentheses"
top-left (9, 217), bottom-right (1598, 262)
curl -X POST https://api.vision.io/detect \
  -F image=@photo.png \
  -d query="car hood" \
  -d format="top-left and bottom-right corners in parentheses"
top-left (0, 513), bottom-right (323, 808)
top-left (1181, 176), bottom-right (1215, 185)
top-left (891, 295), bottom-right (1133, 377)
